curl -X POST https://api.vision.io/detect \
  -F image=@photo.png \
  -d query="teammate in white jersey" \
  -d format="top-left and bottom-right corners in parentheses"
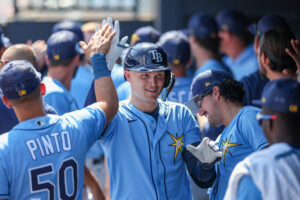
top-left (0, 23), bottom-right (118, 200)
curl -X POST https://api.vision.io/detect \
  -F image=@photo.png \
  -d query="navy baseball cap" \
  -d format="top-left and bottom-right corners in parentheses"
top-left (0, 60), bottom-right (41, 99)
top-left (131, 26), bottom-right (161, 45)
top-left (185, 70), bottom-right (232, 115)
top-left (187, 13), bottom-right (218, 39)
top-left (252, 78), bottom-right (300, 114)
top-left (216, 9), bottom-right (249, 33)
top-left (47, 30), bottom-right (81, 61)
top-left (52, 20), bottom-right (84, 42)
top-left (157, 30), bottom-right (191, 65)
top-left (248, 14), bottom-right (291, 38)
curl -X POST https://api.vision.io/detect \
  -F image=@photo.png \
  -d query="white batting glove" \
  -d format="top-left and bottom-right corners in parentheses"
top-left (187, 137), bottom-right (222, 164)
top-left (101, 17), bottom-right (128, 71)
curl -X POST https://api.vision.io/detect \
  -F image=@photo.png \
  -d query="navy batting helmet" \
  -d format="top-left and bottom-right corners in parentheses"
top-left (124, 42), bottom-right (173, 88)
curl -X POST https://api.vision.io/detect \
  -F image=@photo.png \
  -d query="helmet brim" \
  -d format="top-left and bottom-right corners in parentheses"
top-left (126, 64), bottom-right (173, 72)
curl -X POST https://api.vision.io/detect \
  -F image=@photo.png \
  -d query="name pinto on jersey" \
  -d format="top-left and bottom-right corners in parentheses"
top-left (26, 131), bottom-right (72, 160)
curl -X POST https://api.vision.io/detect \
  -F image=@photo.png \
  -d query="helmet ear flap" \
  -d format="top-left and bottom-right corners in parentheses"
top-left (164, 71), bottom-right (171, 88)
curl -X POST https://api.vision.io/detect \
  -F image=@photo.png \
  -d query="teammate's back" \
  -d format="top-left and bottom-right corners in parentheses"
top-left (0, 107), bottom-right (105, 199)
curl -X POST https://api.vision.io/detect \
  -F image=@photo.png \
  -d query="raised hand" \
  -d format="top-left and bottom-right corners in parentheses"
top-left (79, 23), bottom-right (116, 58)
top-left (285, 39), bottom-right (300, 76)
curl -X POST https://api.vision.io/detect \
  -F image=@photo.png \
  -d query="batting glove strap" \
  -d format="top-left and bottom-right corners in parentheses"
top-left (91, 53), bottom-right (111, 79)
top-left (186, 137), bottom-right (222, 164)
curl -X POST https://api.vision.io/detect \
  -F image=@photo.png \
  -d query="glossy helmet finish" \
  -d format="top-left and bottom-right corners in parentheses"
top-left (124, 42), bottom-right (173, 88)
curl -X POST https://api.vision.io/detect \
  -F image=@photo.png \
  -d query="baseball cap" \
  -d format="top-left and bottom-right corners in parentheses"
top-left (47, 30), bottom-right (81, 61)
top-left (252, 78), bottom-right (300, 114)
top-left (187, 13), bottom-right (218, 39)
top-left (0, 60), bottom-right (41, 99)
top-left (130, 26), bottom-right (161, 45)
top-left (52, 20), bottom-right (84, 42)
top-left (216, 9), bottom-right (249, 33)
top-left (185, 70), bottom-right (232, 115)
top-left (248, 14), bottom-right (291, 38)
top-left (157, 30), bottom-right (191, 65)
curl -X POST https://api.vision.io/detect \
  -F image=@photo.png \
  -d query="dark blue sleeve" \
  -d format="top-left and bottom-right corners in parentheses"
top-left (182, 142), bottom-right (216, 188)
top-left (43, 102), bottom-right (58, 115)
top-left (240, 70), bottom-right (268, 106)
top-left (84, 81), bottom-right (96, 107)
top-left (237, 175), bottom-right (262, 200)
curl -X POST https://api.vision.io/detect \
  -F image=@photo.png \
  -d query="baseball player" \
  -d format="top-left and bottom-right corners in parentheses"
top-left (185, 70), bottom-right (269, 200)
top-left (0, 44), bottom-right (57, 135)
top-left (187, 12), bottom-right (233, 141)
top-left (116, 25), bottom-right (161, 101)
top-left (93, 42), bottom-right (215, 200)
top-left (240, 14), bottom-right (292, 106)
top-left (0, 23), bottom-right (117, 199)
top-left (224, 78), bottom-right (300, 200)
top-left (258, 28), bottom-right (297, 81)
top-left (156, 30), bottom-right (192, 104)
top-left (52, 20), bottom-right (94, 109)
top-left (216, 9), bottom-right (257, 80)
top-left (43, 30), bottom-right (80, 115)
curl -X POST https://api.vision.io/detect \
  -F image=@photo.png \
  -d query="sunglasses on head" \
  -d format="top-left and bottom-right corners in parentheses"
top-left (256, 112), bottom-right (277, 126)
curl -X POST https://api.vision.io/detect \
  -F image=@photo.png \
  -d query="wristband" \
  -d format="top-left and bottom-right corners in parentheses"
top-left (91, 53), bottom-right (111, 79)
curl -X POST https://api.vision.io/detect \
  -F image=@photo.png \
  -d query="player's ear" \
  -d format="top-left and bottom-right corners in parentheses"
top-left (45, 55), bottom-right (50, 65)
top-left (124, 70), bottom-right (131, 81)
top-left (261, 52), bottom-right (270, 68)
top-left (2, 95), bottom-right (13, 108)
top-left (40, 83), bottom-right (46, 96)
top-left (212, 86), bottom-right (220, 100)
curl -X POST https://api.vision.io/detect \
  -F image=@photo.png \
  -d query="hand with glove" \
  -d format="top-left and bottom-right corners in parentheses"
top-left (187, 137), bottom-right (222, 164)
top-left (102, 17), bottom-right (129, 71)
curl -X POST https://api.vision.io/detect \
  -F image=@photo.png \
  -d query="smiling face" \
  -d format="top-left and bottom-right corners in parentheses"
top-left (125, 69), bottom-right (165, 106)
top-left (197, 87), bottom-right (223, 127)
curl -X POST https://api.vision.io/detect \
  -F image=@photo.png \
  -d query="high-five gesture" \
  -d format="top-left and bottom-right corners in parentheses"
top-left (102, 17), bottom-right (128, 71)
top-left (80, 23), bottom-right (116, 57)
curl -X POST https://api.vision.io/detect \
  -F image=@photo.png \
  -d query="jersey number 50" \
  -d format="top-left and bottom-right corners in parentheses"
top-left (29, 158), bottom-right (78, 200)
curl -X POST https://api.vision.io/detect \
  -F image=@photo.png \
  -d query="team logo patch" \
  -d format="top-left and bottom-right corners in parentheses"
top-left (220, 136), bottom-right (241, 166)
top-left (289, 105), bottom-right (298, 112)
top-left (131, 34), bottom-right (140, 45)
top-left (18, 89), bottom-right (27, 96)
top-left (149, 50), bottom-right (163, 63)
top-left (168, 132), bottom-right (184, 163)
top-left (54, 54), bottom-right (60, 60)
top-left (205, 82), bottom-right (211, 87)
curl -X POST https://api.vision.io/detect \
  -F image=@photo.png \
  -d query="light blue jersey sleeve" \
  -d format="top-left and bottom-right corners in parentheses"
top-left (239, 107), bottom-right (269, 150)
top-left (44, 93), bottom-right (75, 115)
top-left (237, 175), bottom-right (262, 200)
top-left (0, 155), bottom-right (9, 199)
top-left (64, 104), bottom-right (107, 148)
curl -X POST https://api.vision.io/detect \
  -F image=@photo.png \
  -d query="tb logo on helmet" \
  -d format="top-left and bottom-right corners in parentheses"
top-left (149, 50), bottom-right (163, 63)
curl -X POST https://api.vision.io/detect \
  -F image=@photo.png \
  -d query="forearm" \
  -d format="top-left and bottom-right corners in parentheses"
top-left (84, 166), bottom-right (106, 200)
top-left (91, 53), bottom-right (119, 127)
top-left (183, 143), bottom-right (216, 188)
